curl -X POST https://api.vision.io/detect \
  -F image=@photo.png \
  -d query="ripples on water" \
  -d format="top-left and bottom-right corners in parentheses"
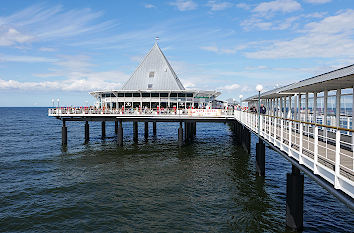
top-left (0, 108), bottom-right (353, 232)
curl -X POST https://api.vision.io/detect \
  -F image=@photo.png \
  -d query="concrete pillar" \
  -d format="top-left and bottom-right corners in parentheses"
top-left (117, 120), bottom-right (123, 146)
top-left (115, 120), bottom-right (118, 134)
top-left (62, 120), bottom-right (67, 146)
top-left (101, 121), bottom-right (106, 139)
top-left (256, 139), bottom-right (265, 176)
top-left (85, 121), bottom-right (89, 143)
top-left (286, 165), bottom-right (304, 231)
top-left (178, 122), bottom-right (183, 146)
top-left (144, 122), bottom-right (148, 139)
top-left (133, 121), bottom-right (138, 142)
top-left (242, 126), bottom-right (251, 154)
top-left (153, 121), bottom-right (157, 136)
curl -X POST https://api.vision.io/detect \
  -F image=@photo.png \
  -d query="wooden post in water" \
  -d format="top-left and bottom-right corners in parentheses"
top-left (117, 119), bottom-right (123, 146)
top-left (115, 120), bottom-right (118, 134)
top-left (178, 121), bottom-right (183, 146)
top-left (62, 120), bottom-right (67, 146)
top-left (256, 139), bottom-right (265, 176)
top-left (144, 122), bottom-right (149, 139)
top-left (133, 121), bottom-right (138, 142)
top-left (153, 121), bottom-right (157, 136)
top-left (286, 165), bottom-right (304, 231)
top-left (101, 121), bottom-right (106, 139)
top-left (85, 121), bottom-right (89, 143)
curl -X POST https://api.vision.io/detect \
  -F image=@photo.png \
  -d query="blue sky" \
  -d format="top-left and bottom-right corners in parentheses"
top-left (0, 0), bottom-right (353, 106)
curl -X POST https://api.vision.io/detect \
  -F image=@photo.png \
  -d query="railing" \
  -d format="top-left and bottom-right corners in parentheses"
top-left (48, 107), bottom-right (235, 117)
top-left (235, 110), bottom-right (354, 198)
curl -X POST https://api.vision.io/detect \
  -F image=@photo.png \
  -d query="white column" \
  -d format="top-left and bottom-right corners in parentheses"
top-left (294, 94), bottom-right (298, 120)
top-left (298, 94), bottom-right (301, 121)
top-left (313, 92), bottom-right (317, 123)
top-left (305, 92), bottom-right (309, 123)
top-left (336, 89), bottom-right (341, 127)
top-left (324, 90), bottom-right (328, 125)
top-left (288, 96), bottom-right (292, 118)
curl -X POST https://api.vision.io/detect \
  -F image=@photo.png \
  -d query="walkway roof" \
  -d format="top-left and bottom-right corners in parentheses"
top-left (245, 64), bottom-right (354, 101)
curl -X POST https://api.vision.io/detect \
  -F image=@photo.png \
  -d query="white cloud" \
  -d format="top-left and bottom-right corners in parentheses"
top-left (220, 83), bottom-right (240, 90)
top-left (145, 4), bottom-right (156, 8)
top-left (39, 47), bottom-right (56, 52)
top-left (0, 28), bottom-right (33, 46)
top-left (0, 4), bottom-right (116, 47)
top-left (0, 54), bottom-right (57, 63)
top-left (236, 3), bottom-right (251, 10)
top-left (303, 0), bottom-right (331, 4)
top-left (253, 0), bottom-right (301, 15)
top-left (206, 1), bottom-right (233, 11)
top-left (200, 44), bottom-right (247, 54)
top-left (245, 10), bottom-right (354, 59)
top-left (170, 0), bottom-right (197, 11)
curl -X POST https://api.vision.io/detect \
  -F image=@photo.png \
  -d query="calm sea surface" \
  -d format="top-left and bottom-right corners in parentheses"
top-left (0, 107), bottom-right (353, 232)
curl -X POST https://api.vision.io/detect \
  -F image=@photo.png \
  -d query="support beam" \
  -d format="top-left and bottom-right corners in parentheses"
top-left (115, 120), bottom-right (118, 134)
top-left (85, 121), bottom-right (89, 143)
top-left (117, 120), bottom-right (123, 146)
top-left (336, 89), bottom-right (341, 127)
top-left (256, 139), bottom-right (265, 176)
top-left (144, 122), bottom-right (149, 139)
top-left (153, 121), bottom-right (157, 136)
top-left (62, 120), bottom-right (67, 146)
top-left (133, 121), bottom-right (138, 142)
top-left (101, 121), bottom-right (106, 139)
top-left (286, 165), bottom-right (304, 231)
top-left (178, 122), bottom-right (183, 146)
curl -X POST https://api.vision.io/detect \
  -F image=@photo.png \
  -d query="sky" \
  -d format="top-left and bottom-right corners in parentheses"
top-left (0, 0), bottom-right (353, 107)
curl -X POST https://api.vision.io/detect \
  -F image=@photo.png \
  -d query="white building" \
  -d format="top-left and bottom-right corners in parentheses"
top-left (90, 42), bottom-right (221, 110)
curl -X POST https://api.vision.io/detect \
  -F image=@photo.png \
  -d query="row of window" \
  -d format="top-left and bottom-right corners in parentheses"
top-left (102, 93), bottom-right (194, 98)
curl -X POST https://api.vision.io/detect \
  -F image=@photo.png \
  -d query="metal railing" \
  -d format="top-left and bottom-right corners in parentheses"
top-left (48, 107), bottom-right (235, 117)
top-left (235, 110), bottom-right (354, 198)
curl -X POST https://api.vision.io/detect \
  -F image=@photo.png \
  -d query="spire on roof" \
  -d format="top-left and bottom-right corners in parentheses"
top-left (121, 42), bottom-right (185, 91)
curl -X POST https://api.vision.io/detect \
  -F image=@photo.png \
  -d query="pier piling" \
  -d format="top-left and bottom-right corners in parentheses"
top-left (153, 121), bottom-right (157, 136)
top-left (85, 121), bottom-right (89, 143)
top-left (62, 120), bottom-right (67, 146)
top-left (117, 120), bottom-right (123, 146)
top-left (256, 139), bottom-right (265, 176)
top-left (133, 121), bottom-right (138, 142)
top-left (144, 122), bottom-right (149, 139)
top-left (115, 120), bottom-right (118, 134)
top-left (286, 165), bottom-right (304, 231)
top-left (178, 122), bottom-right (183, 146)
top-left (101, 121), bottom-right (106, 139)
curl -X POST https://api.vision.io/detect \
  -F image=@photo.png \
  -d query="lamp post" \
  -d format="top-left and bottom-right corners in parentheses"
top-left (57, 98), bottom-right (60, 108)
top-left (51, 99), bottom-right (54, 107)
top-left (239, 94), bottom-right (243, 108)
top-left (256, 84), bottom-right (263, 136)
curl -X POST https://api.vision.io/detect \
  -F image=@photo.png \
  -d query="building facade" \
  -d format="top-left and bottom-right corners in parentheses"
top-left (90, 43), bottom-right (221, 110)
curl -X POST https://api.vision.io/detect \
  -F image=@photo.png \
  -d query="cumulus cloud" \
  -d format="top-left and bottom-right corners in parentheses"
top-left (304, 0), bottom-right (331, 4)
top-left (144, 4), bottom-right (156, 8)
top-left (253, 0), bottom-right (301, 15)
top-left (245, 9), bottom-right (354, 59)
top-left (170, 0), bottom-right (197, 11)
top-left (236, 3), bottom-right (251, 10)
top-left (206, 1), bottom-right (233, 11)
top-left (200, 44), bottom-right (247, 54)
top-left (220, 83), bottom-right (240, 90)
top-left (0, 28), bottom-right (33, 46)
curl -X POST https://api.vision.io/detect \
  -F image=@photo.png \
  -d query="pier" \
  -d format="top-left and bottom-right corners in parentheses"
top-left (48, 42), bottom-right (354, 231)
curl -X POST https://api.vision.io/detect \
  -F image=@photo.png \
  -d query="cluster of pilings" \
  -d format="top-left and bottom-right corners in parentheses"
top-left (61, 119), bottom-right (197, 147)
top-left (231, 120), bottom-right (304, 231)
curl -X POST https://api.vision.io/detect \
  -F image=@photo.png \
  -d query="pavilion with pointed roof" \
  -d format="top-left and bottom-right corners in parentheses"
top-left (90, 42), bottom-right (221, 110)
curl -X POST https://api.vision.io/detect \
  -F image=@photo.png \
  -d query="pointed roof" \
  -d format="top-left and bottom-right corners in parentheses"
top-left (121, 43), bottom-right (185, 90)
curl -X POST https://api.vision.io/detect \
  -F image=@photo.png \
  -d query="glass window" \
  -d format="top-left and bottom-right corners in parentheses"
top-left (186, 93), bottom-right (193, 97)
top-left (133, 93), bottom-right (140, 97)
top-left (160, 93), bottom-right (168, 97)
top-left (142, 93), bottom-right (150, 97)
top-left (151, 93), bottom-right (159, 97)
top-left (178, 93), bottom-right (186, 97)
top-left (118, 93), bottom-right (124, 97)
top-left (148, 84), bottom-right (153, 89)
top-left (170, 93), bottom-right (177, 97)
top-left (125, 93), bottom-right (132, 97)
top-left (149, 72), bottom-right (154, 78)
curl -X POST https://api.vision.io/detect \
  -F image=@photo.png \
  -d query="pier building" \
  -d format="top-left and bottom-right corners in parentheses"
top-left (48, 47), bottom-right (354, 231)
top-left (90, 42), bottom-right (221, 110)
